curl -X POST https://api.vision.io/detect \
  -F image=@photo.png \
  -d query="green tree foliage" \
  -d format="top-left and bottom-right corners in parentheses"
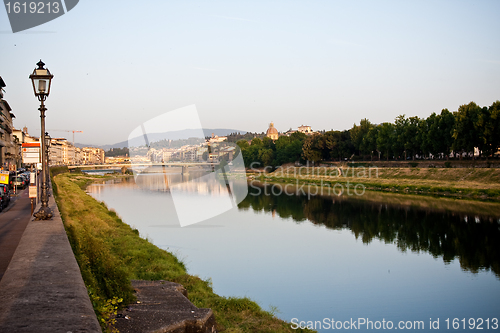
top-left (324, 130), bottom-right (343, 161)
top-left (105, 147), bottom-right (129, 157)
top-left (236, 139), bottom-right (249, 150)
top-left (274, 136), bottom-right (292, 165)
top-left (259, 148), bottom-right (275, 166)
top-left (417, 115), bottom-right (431, 157)
top-left (226, 132), bottom-right (264, 143)
top-left (405, 116), bottom-right (421, 160)
top-left (425, 112), bottom-right (440, 156)
top-left (150, 137), bottom-right (204, 149)
top-left (360, 126), bottom-right (379, 159)
top-left (453, 102), bottom-right (482, 159)
top-left (246, 138), bottom-right (264, 167)
top-left (301, 130), bottom-right (354, 163)
top-left (237, 100), bottom-right (499, 166)
top-left (483, 101), bottom-right (500, 158)
top-left (391, 114), bottom-right (421, 160)
top-left (274, 132), bottom-right (307, 165)
top-left (350, 118), bottom-right (374, 155)
top-left (426, 109), bottom-right (455, 158)
top-left (339, 130), bottom-right (355, 160)
top-left (393, 115), bottom-right (408, 159)
top-left (262, 137), bottom-right (275, 151)
top-left (302, 133), bottom-right (324, 163)
top-left (237, 133), bottom-right (307, 167)
top-left (376, 122), bottom-right (394, 160)
top-left (439, 109), bottom-right (456, 158)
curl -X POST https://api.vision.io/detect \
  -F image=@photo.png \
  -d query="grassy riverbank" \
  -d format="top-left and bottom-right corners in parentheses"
top-left (51, 168), bottom-right (313, 333)
top-left (255, 165), bottom-right (500, 201)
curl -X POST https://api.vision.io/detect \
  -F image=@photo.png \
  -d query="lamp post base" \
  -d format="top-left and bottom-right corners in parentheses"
top-left (34, 206), bottom-right (53, 220)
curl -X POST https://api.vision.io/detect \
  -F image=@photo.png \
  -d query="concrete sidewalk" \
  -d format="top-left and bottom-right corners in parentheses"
top-left (0, 189), bottom-right (32, 282)
top-left (0, 188), bottom-right (101, 332)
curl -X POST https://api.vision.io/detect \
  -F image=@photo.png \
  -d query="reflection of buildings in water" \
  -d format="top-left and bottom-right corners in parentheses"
top-left (134, 172), bottom-right (232, 196)
top-left (86, 179), bottom-right (137, 196)
top-left (87, 171), bottom-right (240, 197)
top-left (86, 183), bottom-right (104, 196)
top-left (106, 178), bottom-right (136, 187)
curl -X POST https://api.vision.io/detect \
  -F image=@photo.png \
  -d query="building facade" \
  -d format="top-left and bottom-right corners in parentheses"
top-left (47, 139), bottom-right (104, 166)
top-left (297, 125), bottom-right (313, 135)
top-left (0, 76), bottom-right (21, 170)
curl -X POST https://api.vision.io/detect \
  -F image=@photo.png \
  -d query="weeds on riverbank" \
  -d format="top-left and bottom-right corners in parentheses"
top-left (51, 171), bottom-right (312, 333)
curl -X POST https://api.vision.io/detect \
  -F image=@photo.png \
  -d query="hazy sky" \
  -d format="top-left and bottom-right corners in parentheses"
top-left (1, 0), bottom-right (499, 146)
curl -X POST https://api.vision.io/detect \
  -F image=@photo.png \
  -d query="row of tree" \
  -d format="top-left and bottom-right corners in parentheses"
top-left (226, 131), bottom-right (264, 143)
top-left (351, 100), bottom-right (499, 161)
top-left (237, 132), bottom-right (307, 167)
top-left (105, 147), bottom-right (129, 157)
top-left (236, 100), bottom-right (500, 165)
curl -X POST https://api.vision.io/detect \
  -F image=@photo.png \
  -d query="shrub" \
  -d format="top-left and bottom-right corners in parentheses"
top-left (50, 166), bottom-right (69, 177)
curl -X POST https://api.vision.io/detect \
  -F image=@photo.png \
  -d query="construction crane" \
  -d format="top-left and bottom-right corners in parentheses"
top-left (47, 129), bottom-right (83, 146)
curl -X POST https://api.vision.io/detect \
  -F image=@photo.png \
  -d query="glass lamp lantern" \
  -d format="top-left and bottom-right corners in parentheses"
top-left (45, 132), bottom-right (51, 148)
top-left (29, 60), bottom-right (53, 100)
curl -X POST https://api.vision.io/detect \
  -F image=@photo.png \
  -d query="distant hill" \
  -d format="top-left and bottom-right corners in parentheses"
top-left (76, 128), bottom-right (247, 150)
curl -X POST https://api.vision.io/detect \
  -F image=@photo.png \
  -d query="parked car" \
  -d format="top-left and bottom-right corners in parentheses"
top-left (19, 174), bottom-right (30, 186)
top-left (12, 176), bottom-right (26, 188)
top-left (7, 171), bottom-right (16, 190)
top-left (0, 184), bottom-right (10, 210)
top-left (23, 173), bottom-right (31, 185)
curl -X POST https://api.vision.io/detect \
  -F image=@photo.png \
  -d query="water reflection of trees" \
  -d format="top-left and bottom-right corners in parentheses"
top-left (238, 185), bottom-right (500, 278)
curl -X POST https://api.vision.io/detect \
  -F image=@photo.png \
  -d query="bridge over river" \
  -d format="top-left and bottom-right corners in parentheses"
top-left (66, 162), bottom-right (220, 175)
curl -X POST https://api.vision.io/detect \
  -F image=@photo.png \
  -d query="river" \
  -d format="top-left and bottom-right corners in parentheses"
top-left (87, 172), bottom-right (500, 332)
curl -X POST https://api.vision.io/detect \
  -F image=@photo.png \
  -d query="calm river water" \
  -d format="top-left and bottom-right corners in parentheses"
top-left (87, 172), bottom-right (500, 332)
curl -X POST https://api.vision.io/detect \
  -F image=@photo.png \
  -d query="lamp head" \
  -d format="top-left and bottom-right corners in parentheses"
top-left (30, 60), bottom-right (53, 101)
top-left (45, 132), bottom-right (51, 147)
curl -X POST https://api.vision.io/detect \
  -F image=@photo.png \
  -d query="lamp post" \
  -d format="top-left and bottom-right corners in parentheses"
top-left (45, 132), bottom-right (51, 186)
top-left (30, 60), bottom-right (53, 220)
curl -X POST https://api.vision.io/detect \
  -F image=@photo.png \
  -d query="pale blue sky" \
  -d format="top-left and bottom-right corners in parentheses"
top-left (1, 0), bottom-right (499, 145)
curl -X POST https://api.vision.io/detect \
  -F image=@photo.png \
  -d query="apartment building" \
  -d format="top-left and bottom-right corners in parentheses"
top-left (0, 76), bottom-right (21, 170)
top-left (80, 147), bottom-right (105, 165)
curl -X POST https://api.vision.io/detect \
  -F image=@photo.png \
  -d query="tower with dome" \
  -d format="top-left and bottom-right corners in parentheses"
top-left (266, 122), bottom-right (279, 141)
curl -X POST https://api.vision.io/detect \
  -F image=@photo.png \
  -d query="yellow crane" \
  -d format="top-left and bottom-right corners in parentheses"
top-left (47, 129), bottom-right (83, 146)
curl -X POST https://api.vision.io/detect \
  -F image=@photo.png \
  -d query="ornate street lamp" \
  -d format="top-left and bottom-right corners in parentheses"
top-left (30, 60), bottom-right (53, 220)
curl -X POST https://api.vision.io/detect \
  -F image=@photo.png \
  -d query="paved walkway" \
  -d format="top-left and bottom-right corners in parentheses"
top-left (0, 187), bottom-right (101, 332)
top-left (0, 189), bottom-right (32, 282)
